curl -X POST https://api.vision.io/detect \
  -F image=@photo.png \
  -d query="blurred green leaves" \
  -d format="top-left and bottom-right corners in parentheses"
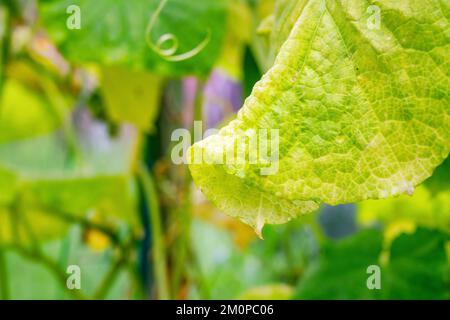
top-left (190, 216), bottom-right (449, 300)
top-left (0, 65), bottom-right (139, 244)
top-left (40, 0), bottom-right (157, 69)
top-left (359, 186), bottom-right (450, 233)
top-left (426, 156), bottom-right (450, 194)
top-left (0, 80), bottom-right (60, 142)
top-left (40, 0), bottom-right (228, 76)
top-left (295, 229), bottom-right (383, 300)
top-left (0, 0), bottom-right (449, 301)
top-left (145, 0), bottom-right (227, 76)
top-left (1, 228), bottom-right (138, 299)
top-left (385, 228), bottom-right (449, 299)
top-left (295, 228), bottom-right (449, 300)
top-left (189, 219), bottom-right (271, 299)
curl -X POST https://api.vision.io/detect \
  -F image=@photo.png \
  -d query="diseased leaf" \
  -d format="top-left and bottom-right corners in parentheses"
top-left (189, 0), bottom-right (450, 230)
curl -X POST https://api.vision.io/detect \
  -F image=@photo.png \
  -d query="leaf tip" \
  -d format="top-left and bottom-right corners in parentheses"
top-left (254, 215), bottom-right (265, 240)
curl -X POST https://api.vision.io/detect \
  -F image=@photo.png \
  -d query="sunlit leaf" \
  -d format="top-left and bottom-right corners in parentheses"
top-left (189, 0), bottom-right (450, 229)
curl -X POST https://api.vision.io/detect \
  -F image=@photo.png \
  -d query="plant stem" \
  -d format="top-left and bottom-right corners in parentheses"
top-left (138, 164), bottom-right (170, 300)
top-left (0, 3), bottom-right (10, 113)
top-left (55, 233), bottom-right (72, 299)
top-left (6, 244), bottom-right (86, 300)
top-left (31, 204), bottom-right (121, 246)
top-left (0, 250), bottom-right (9, 300)
top-left (93, 252), bottom-right (127, 300)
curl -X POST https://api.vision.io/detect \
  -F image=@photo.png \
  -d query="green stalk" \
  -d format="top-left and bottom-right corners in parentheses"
top-left (93, 253), bottom-right (126, 300)
top-left (0, 3), bottom-right (10, 100)
top-left (169, 187), bottom-right (192, 297)
top-left (0, 250), bottom-right (9, 300)
top-left (169, 80), bottom-right (204, 297)
top-left (40, 77), bottom-right (80, 164)
top-left (138, 164), bottom-right (170, 300)
top-left (6, 244), bottom-right (86, 300)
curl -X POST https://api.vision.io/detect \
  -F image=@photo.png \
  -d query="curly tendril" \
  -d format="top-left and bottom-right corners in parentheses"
top-left (145, 0), bottom-right (211, 62)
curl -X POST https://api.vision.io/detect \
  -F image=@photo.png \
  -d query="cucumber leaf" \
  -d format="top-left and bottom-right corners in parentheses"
top-left (189, 0), bottom-right (450, 230)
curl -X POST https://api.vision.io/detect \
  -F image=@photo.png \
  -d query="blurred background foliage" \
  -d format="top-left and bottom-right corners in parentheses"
top-left (0, 0), bottom-right (448, 300)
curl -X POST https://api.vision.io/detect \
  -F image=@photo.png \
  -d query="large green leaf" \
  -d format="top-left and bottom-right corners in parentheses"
top-left (257, 0), bottom-right (309, 67)
top-left (189, 0), bottom-right (450, 230)
top-left (40, 0), bottom-right (228, 76)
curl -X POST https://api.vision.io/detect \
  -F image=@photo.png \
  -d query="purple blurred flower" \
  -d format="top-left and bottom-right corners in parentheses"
top-left (203, 70), bottom-right (243, 130)
top-left (181, 77), bottom-right (199, 129)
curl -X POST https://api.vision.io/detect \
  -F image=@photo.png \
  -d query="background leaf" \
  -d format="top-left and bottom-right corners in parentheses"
top-left (40, 0), bottom-right (228, 76)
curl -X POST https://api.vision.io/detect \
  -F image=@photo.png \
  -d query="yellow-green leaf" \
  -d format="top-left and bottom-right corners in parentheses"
top-left (101, 66), bottom-right (162, 132)
top-left (189, 0), bottom-right (450, 230)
